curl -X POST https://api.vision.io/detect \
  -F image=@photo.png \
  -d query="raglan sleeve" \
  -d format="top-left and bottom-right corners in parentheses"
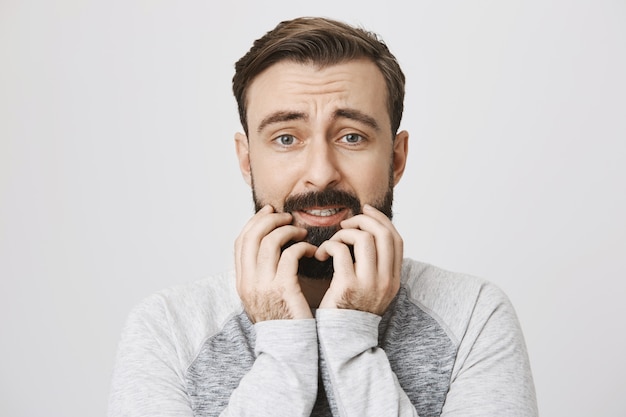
top-left (107, 295), bottom-right (195, 416)
top-left (108, 295), bottom-right (319, 417)
top-left (315, 309), bottom-right (419, 417)
top-left (439, 283), bottom-right (538, 417)
top-left (315, 281), bottom-right (537, 417)
top-left (219, 319), bottom-right (319, 417)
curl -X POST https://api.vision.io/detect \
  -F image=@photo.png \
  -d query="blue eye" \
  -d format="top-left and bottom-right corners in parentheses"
top-left (275, 135), bottom-right (296, 146)
top-left (341, 133), bottom-right (363, 144)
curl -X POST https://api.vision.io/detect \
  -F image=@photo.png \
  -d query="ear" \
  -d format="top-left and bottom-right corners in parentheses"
top-left (392, 130), bottom-right (409, 186)
top-left (234, 132), bottom-right (252, 186)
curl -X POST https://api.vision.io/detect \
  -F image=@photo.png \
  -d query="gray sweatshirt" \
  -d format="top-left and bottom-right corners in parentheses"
top-left (108, 259), bottom-right (538, 416)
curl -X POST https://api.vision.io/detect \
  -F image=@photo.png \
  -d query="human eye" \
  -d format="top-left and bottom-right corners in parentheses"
top-left (338, 133), bottom-right (365, 145)
top-left (272, 134), bottom-right (297, 147)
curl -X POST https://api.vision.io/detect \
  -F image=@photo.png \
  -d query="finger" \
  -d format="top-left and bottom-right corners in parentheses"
top-left (360, 205), bottom-right (403, 291)
top-left (275, 242), bottom-right (317, 283)
top-left (340, 214), bottom-right (395, 283)
top-left (235, 206), bottom-right (290, 292)
top-left (316, 240), bottom-right (356, 281)
top-left (238, 211), bottom-right (294, 282)
top-left (237, 206), bottom-right (291, 259)
top-left (342, 205), bottom-right (400, 238)
top-left (326, 229), bottom-right (377, 283)
top-left (256, 226), bottom-right (308, 281)
top-left (362, 204), bottom-right (404, 284)
top-left (361, 204), bottom-right (403, 251)
top-left (276, 242), bottom-right (318, 319)
top-left (236, 206), bottom-right (275, 262)
top-left (235, 209), bottom-right (275, 287)
top-left (238, 204), bottom-right (274, 237)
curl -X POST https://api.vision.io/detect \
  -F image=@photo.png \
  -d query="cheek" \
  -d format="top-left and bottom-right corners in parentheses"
top-left (350, 160), bottom-right (392, 198)
top-left (250, 160), bottom-right (297, 207)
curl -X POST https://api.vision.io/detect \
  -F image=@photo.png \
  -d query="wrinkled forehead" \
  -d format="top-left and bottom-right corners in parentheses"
top-left (245, 59), bottom-right (391, 134)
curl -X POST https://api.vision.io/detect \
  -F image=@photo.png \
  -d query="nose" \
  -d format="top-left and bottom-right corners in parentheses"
top-left (302, 139), bottom-right (341, 190)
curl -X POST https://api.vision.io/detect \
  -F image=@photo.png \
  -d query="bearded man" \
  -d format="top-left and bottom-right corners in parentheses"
top-left (108, 17), bottom-right (538, 417)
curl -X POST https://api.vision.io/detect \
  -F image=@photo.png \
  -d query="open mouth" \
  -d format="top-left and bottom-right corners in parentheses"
top-left (282, 189), bottom-right (362, 229)
top-left (304, 207), bottom-right (341, 216)
top-left (294, 206), bottom-right (349, 227)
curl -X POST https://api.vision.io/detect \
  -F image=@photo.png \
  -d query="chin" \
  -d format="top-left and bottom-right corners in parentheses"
top-left (297, 245), bottom-right (356, 280)
top-left (297, 256), bottom-right (335, 280)
top-left (281, 223), bottom-right (355, 280)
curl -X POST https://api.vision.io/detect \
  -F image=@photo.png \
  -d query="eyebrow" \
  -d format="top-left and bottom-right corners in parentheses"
top-left (257, 111), bottom-right (307, 134)
top-left (256, 108), bottom-right (381, 134)
top-left (333, 108), bottom-right (380, 132)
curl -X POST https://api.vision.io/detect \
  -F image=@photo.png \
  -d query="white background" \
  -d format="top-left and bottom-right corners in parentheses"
top-left (1, 1), bottom-right (624, 416)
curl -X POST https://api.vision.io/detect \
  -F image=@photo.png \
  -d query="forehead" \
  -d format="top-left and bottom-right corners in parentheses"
top-left (245, 59), bottom-right (390, 131)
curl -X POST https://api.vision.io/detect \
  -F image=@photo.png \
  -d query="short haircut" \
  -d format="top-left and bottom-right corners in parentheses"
top-left (233, 17), bottom-right (405, 137)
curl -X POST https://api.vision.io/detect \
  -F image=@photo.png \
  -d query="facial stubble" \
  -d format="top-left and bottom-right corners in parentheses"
top-left (251, 174), bottom-right (394, 280)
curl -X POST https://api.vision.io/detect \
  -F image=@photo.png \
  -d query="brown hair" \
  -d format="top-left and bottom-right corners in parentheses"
top-left (233, 17), bottom-right (405, 136)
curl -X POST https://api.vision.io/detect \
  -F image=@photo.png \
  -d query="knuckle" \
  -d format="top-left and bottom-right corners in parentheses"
top-left (260, 227), bottom-right (286, 248)
top-left (281, 241), bottom-right (305, 257)
top-left (378, 228), bottom-right (394, 243)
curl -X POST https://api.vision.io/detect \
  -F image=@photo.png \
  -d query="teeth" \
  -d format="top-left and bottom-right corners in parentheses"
top-left (305, 208), bottom-right (340, 217)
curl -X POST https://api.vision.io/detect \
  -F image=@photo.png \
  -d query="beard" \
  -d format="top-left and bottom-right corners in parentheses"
top-left (252, 180), bottom-right (394, 280)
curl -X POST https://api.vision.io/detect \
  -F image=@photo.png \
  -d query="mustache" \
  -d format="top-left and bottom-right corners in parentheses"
top-left (282, 189), bottom-right (362, 215)
top-left (279, 189), bottom-right (361, 280)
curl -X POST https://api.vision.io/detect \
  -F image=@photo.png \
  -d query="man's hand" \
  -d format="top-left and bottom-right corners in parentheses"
top-left (235, 205), bottom-right (317, 323)
top-left (316, 204), bottom-right (403, 316)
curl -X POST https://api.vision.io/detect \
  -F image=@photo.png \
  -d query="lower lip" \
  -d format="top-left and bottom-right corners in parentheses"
top-left (294, 209), bottom-right (348, 227)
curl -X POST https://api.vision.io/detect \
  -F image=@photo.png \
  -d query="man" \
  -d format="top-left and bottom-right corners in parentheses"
top-left (108, 17), bottom-right (537, 416)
